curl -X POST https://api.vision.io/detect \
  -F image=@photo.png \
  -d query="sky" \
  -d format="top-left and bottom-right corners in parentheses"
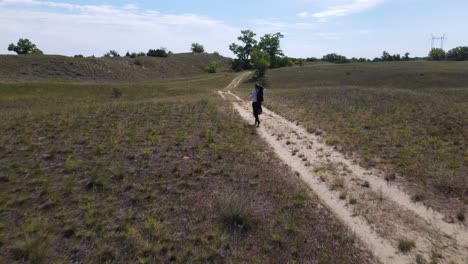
top-left (0, 0), bottom-right (467, 58)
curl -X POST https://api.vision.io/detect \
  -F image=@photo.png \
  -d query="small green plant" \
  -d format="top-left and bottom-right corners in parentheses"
top-left (339, 192), bottom-right (347, 200)
top-left (331, 177), bottom-right (345, 190)
top-left (326, 135), bottom-right (340, 145)
top-left (361, 181), bottom-right (370, 188)
top-left (412, 190), bottom-right (426, 202)
top-left (112, 88), bottom-right (122, 98)
top-left (416, 254), bottom-right (427, 264)
top-left (292, 189), bottom-right (307, 207)
top-left (10, 235), bottom-right (49, 262)
top-left (398, 240), bottom-right (416, 252)
top-left (218, 191), bottom-right (253, 233)
top-left (457, 211), bottom-right (465, 222)
top-left (349, 197), bottom-right (357, 205)
top-left (134, 58), bottom-right (143, 66)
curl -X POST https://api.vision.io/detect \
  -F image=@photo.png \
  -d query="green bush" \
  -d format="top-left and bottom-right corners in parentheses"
top-left (205, 62), bottom-right (219, 73)
top-left (429, 48), bottom-right (446, 61)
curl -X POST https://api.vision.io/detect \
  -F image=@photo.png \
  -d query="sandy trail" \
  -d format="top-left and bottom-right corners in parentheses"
top-left (219, 73), bottom-right (468, 264)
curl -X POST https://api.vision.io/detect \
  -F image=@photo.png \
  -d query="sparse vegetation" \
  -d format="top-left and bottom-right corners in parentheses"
top-left (242, 62), bottom-right (468, 212)
top-left (0, 63), bottom-right (375, 263)
top-left (0, 53), bottom-right (230, 82)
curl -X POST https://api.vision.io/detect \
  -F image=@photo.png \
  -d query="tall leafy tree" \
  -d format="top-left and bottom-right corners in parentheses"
top-left (8, 38), bottom-right (43, 55)
top-left (229, 30), bottom-right (257, 69)
top-left (191, 43), bottom-right (205, 53)
top-left (258, 32), bottom-right (284, 68)
top-left (382, 51), bottom-right (392, 61)
top-left (404, 52), bottom-right (410, 61)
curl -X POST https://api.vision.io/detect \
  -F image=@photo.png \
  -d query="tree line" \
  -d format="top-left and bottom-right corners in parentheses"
top-left (428, 47), bottom-right (468, 61)
top-left (6, 37), bottom-right (468, 66)
top-left (6, 38), bottom-right (206, 58)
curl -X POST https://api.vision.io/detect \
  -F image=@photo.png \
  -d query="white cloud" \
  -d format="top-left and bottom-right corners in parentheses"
top-left (297, 11), bottom-right (309, 18)
top-left (0, 0), bottom-right (239, 56)
top-left (298, 0), bottom-right (386, 19)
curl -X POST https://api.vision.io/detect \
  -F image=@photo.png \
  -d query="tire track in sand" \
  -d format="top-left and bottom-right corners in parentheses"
top-left (219, 73), bottom-right (468, 264)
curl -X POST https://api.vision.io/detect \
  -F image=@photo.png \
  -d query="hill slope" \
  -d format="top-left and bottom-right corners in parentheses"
top-left (0, 53), bottom-right (231, 82)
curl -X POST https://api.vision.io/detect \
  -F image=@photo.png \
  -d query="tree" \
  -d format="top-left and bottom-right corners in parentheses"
top-left (296, 58), bottom-right (305, 66)
top-left (251, 49), bottom-right (270, 78)
top-left (278, 57), bottom-right (294, 67)
top-left (8, 38), bottom-right (43, 55)
top-left (147, 48), bottom-right (168, 57)
top-left (104, 50), bottom-right (120, 57)
top-left (322, 53), bottom-right (349, 64)
top-left (229, 30), bottom-right (257, 69)
top-left (191, 43), bottom-right (204, 53)
top-left (258, 32), bottom-right (284, 68)
top-left (447, 46), bottom-right (468, 61)
top-left (403, 52), bottom-right (410, 61)
top-left (382, 51), bottom-right (392, 61)
top-left (429, 48), bottom-right (446, 61)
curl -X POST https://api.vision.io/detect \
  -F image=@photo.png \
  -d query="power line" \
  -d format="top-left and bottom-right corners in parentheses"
top-left (430, 33), bottom-right (447, 49)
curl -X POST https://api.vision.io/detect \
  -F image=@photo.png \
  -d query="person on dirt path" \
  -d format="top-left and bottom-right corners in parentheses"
top-left (247, 84), bottom-right (265, 127)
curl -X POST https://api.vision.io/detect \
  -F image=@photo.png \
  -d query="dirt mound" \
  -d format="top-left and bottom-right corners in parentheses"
top-left (0, 53), bottom-right (231, 82)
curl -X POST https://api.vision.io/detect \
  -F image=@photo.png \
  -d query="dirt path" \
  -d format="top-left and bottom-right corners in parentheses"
top-left (219, 73), bottom-right (468, 264)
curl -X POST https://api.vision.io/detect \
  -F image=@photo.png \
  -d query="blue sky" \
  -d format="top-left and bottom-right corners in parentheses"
top-left (1, 0), bottom-right (467, 58)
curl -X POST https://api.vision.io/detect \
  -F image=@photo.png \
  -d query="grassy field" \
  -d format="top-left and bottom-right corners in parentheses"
top-left (239, 61), bottom-right (468, 212)
top-left (0, 68), bottom-right (375, 263)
